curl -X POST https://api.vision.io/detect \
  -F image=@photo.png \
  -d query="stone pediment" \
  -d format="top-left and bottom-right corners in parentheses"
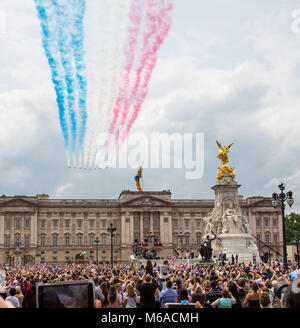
top-left (121, 195), bottom-right (172, 207)
top-left (0, 198), bottom-right (38, 207)
top-left (250, 198), bottom-right (272, 207)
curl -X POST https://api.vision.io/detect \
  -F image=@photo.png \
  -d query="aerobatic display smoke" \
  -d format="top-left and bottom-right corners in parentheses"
top-left (34, 0), bottom-right (174, 169)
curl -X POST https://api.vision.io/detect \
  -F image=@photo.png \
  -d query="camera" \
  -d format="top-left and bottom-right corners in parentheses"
top-left (274, 276), bottom-right (300, 308)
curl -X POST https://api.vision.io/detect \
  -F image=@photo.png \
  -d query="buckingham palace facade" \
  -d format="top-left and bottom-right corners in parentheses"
top-left (0, 190), bottom-right (283, 265)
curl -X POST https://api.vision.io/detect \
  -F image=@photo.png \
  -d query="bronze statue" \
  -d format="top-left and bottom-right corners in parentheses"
top-left (199, 232), bottom-right (216, 261)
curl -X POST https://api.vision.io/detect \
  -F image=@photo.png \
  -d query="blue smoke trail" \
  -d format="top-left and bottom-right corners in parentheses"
top-left (52, 0), bottom-right (78, 165)
top-left (70, 0), bottom-right (87, 166)
top-left (34, 0), bottom-right (88, 167)
top-left (34, 0), bottom-right (70, 156)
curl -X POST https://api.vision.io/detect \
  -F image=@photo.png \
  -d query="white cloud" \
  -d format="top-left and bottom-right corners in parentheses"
top-left (54, 183), bottom-right (75, 198)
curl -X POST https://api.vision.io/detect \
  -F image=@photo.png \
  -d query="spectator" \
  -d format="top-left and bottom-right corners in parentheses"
top-left (15, 285), bottom-right (24, 308)
top-left (211, 288), bottom-right (236, 308)
top-left (159, 279), bottom-right (177, 308)
top-left (106, 285), bottom-right (122, 308)
top-left (5, 287), bottom-right (20, 308)
top-left (145, 260), bottom-right (153, 277)
top-left (25, 279), bottom-right (37, 308)
top-left (206, 279), bottom-right (222, 306)
top-left (191, 286), bottom-right (206, 306)
top-left (260, 292), bottom-right (272, 308)
top-left (244, 282), bottom-right (260, 308)
top-left (94, 277), bottom-right (105, 301)
top-left (178, 288), bottom-right (192, 304)
top-left (138, 274), bottom-right (159, 308)
top-left (123, 283), bottom-right (139, 308)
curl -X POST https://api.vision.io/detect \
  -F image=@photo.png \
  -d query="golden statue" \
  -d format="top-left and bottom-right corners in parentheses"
top-left (216, 140), bottom-right (235, 181)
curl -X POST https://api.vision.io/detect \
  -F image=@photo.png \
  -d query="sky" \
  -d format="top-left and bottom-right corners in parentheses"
top-left (0, 0), bottom-right (300, 213)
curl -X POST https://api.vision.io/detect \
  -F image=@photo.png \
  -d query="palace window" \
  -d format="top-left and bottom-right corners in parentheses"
top-left (41, 220), bottom-right (45, 229)
top-left (53, 220), bottom-right (58, 229)
top-left (77, 220), bottom-right (82, 229)
top-left (196, 220), bottom-right (201, 228)
top-left (53, 236), bottom-right (58, 247)
top-left (256, 219), bottom-right (260, 227)
top-left (65, 235), bottom-right (70, 246)
top-left (15, 218), bottom-right (20, 229)
top-left (25, 219), bottom-right (30, 229)
top-left (101, 220), bottom-right (106, 228)
top-left (114, 236), bottom-right (118, 245)
top-left (134, 219), bottom-right (139, 229)
top-left (264, 218), bottom-right (269, 227)
top-left (173, 236), bottom-right (178, 245)
top-left (173, 219), bottom-right (178, 228)
top-left (144, 219), bottom-right (149, 229)
top-left (5, 236), bottom-right (10, 246)
top-left (77, 235), bottom-right (82, 246)
top-left (265, 233), bottom-right (270, 244)
top-left (273, 233), bottom-right (279, 244)
top-left (154, 218), bottom-right (159, 229)
top-left (25, 236), bottom-right (29, 247)
top-left (89, 235), bottom-right (94, 246)
top-left (101, 235), bottom-right (106, 245)
top-left (257, 233), bottom-right (261, 242)
top-left (196, 234), bottom-right (201, 245)
top-left (184, 220), bottom-right (189, 229)
top-left (185, 235), bottom-right (190, 245)
top-left (5, 219), bottom-right (11, 229)
top-left (65, 220), bottom-right (70, 229)
top-left (40, 236), bottom-right (45, 246)
top-left (273, 219), bottom-right (278, 227)
top-left (89, 220), bottom-right (94, 229)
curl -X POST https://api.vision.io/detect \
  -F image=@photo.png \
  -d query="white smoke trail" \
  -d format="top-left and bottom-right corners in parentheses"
top-left (92, 0), bottom-right (131, 168)
top-left (84, 0), bottom-right (131, 169)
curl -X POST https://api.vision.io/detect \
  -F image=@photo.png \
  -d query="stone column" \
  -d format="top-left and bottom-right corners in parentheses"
top-left (160, 212), bottom-right (165, 243)
top-left (140, 212), bottom-right (144, 242)
top-left (130, 212), bottom-right (134, 244)
top-left (150, 212), bottom-right (154, 234)
top-left (168, 212), bottom-right (173, 245)
top-left (0, 213), bottom-right (4, 247)
top-left (11, 213), bottom-right (15, 244)
top-left (121, 213), bottom-right (126, 245)
top-left (30, 211), bottom-right (38, 247)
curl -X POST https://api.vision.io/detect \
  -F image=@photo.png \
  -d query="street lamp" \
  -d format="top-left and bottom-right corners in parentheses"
top-left (272, 182), bottom-right (294, 270)
top-left (107, 222), bottom-right (116, 267)
top-left (94, 237), bottom-right (100, 266)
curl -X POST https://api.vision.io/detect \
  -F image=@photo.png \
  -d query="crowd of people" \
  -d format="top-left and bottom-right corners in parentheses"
top-left (0, 259), bottom-right (299, 308)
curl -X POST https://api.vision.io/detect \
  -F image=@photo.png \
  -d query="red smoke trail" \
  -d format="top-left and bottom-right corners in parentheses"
top-left (118, 0), bottom-right (173, 143)
top-left (108, 0), bottom-right (143, 137)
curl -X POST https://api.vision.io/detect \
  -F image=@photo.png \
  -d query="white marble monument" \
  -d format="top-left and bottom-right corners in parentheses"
top-left (202, 141), bottom-right (260, 264)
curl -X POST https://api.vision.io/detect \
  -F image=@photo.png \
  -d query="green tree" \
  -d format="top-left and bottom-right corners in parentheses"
top-left (285, 212), bottom-right (300, 245)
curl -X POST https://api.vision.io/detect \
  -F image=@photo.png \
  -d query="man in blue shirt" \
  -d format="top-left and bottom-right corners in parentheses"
top-left (159, 280), bottom-right (177, 308)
